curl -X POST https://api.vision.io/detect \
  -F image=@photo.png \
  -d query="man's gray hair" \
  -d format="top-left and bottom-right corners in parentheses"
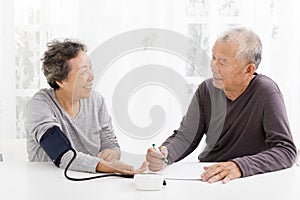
top-left (218, 27), bottom-right (262, 68)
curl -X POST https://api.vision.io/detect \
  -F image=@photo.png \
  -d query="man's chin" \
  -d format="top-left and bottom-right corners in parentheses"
top-left (212, 81), bottom-right (224, 90)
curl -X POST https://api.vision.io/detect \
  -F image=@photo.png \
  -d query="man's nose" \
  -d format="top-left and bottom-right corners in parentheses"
top-left (211, 60), bottom-right (219, 72)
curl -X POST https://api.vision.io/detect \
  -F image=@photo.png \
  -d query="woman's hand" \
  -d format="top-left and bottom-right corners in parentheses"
top-left (96, 160), bottom-right (148, 176)
top-left (97, 149), bottom-right (120, 161)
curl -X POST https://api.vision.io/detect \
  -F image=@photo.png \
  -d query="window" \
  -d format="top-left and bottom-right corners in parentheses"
top-left (0, 0), bottom-right (299, 148)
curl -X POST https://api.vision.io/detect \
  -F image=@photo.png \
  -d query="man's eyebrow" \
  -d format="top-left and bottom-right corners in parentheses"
top-left (211, 50), bottom-right (227, 61)
top-left (219, 58), bottom-right (227, 62)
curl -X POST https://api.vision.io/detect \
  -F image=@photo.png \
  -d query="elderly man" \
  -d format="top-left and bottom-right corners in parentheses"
top-left (146, 27), bottom-right (297, 183)
top-left (26, 39), bottom-right (147, 175)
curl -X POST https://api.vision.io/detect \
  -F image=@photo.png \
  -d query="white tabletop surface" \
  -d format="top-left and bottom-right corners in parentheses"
top-left (1, 139), bottom-right (300, 200)
top-left (0, 161), bottom-right (299, 200)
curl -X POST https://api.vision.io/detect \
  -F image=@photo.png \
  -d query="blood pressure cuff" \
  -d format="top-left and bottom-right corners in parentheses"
top-left (40, 126), bottom-right (72, 167)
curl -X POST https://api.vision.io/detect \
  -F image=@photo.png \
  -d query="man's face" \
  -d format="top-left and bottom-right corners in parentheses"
top-left (63, 51), bottom-right (94, 101)
top-left (211, 40), bottom-right (248, 93)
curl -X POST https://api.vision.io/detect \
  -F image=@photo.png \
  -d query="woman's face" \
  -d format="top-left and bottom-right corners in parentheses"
top-left (61, 50), bottom-right (94, 102)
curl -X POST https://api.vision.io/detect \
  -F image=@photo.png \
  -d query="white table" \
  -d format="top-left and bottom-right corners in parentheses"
top-left (0, 161), bottom-right (299, 200)
top-left (0, 139), bottom-right (27, 162)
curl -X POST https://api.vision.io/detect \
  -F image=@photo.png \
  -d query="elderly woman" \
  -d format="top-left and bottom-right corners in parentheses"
top-left (26, 39), bottom-right (147, 174)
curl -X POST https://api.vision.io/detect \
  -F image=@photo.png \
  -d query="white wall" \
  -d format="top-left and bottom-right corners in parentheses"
top-left (0, 0), bottom-right (16, 138)
top-left (0, 0), bottom-right (300, 151)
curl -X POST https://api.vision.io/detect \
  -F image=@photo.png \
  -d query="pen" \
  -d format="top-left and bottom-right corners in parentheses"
top-left (152, 144), bottom-right (169, 165)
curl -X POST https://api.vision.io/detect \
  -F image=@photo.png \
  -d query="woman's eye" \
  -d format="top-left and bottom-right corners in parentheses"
top-left (79, 66), bottom-right (88, 74)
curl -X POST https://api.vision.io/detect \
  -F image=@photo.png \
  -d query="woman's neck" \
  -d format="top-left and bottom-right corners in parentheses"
top-left (54, 89), bottom-right (80, 118)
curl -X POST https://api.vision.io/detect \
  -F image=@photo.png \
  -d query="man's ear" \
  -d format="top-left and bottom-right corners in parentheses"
top-left (245, 63), bottom-right (256, 75)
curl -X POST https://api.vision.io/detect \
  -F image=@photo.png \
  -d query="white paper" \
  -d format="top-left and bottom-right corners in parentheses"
top-left (162, 162), bottom-right (216, 180)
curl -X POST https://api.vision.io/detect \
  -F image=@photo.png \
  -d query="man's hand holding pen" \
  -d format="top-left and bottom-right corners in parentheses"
top-left (146, 145), bottom-right (168, 171)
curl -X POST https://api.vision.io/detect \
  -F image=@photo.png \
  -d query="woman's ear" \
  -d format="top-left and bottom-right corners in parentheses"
top-left (56, 80), bottom-right (64, 88)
